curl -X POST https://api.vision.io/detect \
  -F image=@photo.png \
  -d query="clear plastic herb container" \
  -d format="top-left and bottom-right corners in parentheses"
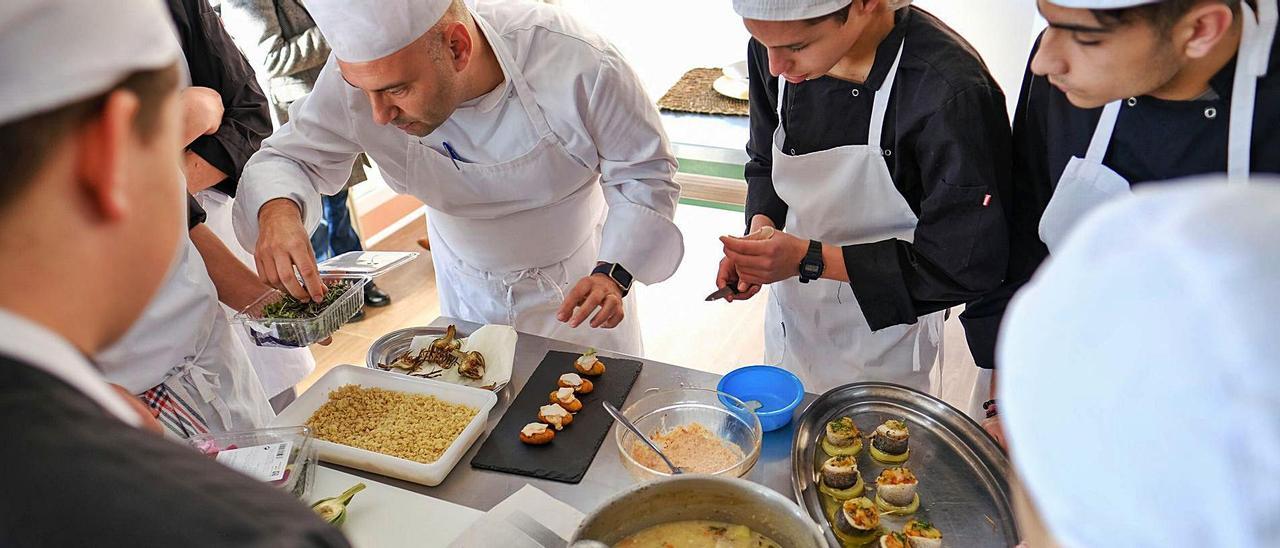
top-left (189, 426), bottom-right (318, 500)
top-left (234, 274), bottom-right (369, 348)
top-left (314, 251), bottom-right (418, 277)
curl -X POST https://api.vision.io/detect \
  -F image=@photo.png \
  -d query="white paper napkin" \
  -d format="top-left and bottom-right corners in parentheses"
top-left (447, 485), bottom-right (585, 548)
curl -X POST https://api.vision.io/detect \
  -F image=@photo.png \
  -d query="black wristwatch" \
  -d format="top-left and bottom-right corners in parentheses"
top-left (798, 240), bottom-right (824, 283)
top-left (592, 262), bottom-right (634, 297)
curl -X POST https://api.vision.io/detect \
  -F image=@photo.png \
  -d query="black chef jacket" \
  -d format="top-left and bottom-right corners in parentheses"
top-left (168, 0), bottom-right (271, 197)
top-left (0, 357), bottom-right (351, 548)
top-left (961, 33), bottom-right (1280, 369)
top-left (745, 6), bottom-right (1012, 331)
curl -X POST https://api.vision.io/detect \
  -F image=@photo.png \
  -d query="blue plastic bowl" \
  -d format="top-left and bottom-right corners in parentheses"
top-left (717, 365), bottom-right (805, 432)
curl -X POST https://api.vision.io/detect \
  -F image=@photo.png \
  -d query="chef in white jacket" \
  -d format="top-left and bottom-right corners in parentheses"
top-left (232, 0), bottom-right (683, 354)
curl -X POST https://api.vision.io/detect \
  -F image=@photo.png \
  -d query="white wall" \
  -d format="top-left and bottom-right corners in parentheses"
top-left (557, 0), bottom-right (752, 99)
top-left (559, 0), bottom-right (1045, 117)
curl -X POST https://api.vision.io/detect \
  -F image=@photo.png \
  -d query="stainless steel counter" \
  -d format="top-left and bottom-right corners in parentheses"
top-left (320, 316), bottom-right (814, 514)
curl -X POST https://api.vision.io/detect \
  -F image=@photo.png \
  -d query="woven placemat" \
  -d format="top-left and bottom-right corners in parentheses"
top-left (657, 68), bottom-right (749, 117)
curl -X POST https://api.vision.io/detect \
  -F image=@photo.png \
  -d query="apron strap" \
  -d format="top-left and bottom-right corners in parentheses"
top-left (470, 8), bottom-right (557, 142)
top-left (774, 36), bottom-right (908, 151)
top-left (868, 40), bottom-right (907, 151)
top-left (775, 76), bottom-right (786, 122)
top-left (1229, 0), bottom-right (1273, 184)
top-left (1085, 100), bottom-right (1122, 163)
top-left (501, 267), bottom-right (565, 326)
top-left (161, 360), bottom-right (235, 432)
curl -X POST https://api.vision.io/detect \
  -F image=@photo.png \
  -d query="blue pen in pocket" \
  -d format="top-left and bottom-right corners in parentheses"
top-left (441, 141), bottom-right (462, 170)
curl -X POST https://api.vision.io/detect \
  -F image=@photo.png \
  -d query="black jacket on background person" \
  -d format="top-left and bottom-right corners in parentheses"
top-left (168, 0), bottom-right (272, 197)
top-left (745, 6), bottom-right (1012, 331)
top-left (960, 34), bottom-right (1280, 369)
top-left (0, 356), bottom-right (350, 547)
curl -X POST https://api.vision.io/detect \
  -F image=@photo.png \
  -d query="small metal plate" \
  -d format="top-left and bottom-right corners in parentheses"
top-left (791, 383), bottom-right (1017, 546)
top-left (365, 326), bottom-right (509, 392)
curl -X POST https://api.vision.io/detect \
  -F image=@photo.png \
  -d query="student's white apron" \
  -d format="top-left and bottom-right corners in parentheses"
top-left (1038, 0), bottom-right (1275, 252)
top-left (96, 237), bottom-right (273, 437)
top-left (197, 189), bottom-right (316, 398)
top-left (407, 12), bottom-right (641, 355)
top-left (763, 41), bottom-right (943, 395)
top-left (175, 19), bottom-right (315, 399)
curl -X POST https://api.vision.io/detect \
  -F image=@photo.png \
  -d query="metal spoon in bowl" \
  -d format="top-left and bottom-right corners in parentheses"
top-left (602, 401), bottom-right (683, 475)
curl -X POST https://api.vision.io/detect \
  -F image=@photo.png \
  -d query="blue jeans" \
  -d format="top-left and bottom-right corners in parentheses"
top-left (311, 189), bottom-right (363, 262)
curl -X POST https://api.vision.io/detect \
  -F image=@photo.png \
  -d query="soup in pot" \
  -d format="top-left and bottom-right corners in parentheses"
top-left (614, 520), bottom-right (781, 548)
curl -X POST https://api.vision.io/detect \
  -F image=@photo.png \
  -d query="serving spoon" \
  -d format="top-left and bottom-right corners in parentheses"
top-left (602, 401), bottom-right (683, 475)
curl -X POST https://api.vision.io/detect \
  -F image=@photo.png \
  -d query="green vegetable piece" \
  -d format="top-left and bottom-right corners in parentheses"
top-left (262, 281), bottom-right (353, 320)
top-left (311, 482), bottom-right (366, 527)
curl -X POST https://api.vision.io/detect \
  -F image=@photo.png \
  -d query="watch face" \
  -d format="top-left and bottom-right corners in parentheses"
top-left (613, 266), bottom-right (634, 289)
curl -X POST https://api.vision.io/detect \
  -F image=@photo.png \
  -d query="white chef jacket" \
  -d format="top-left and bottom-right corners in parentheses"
top-left (0, 308), bottom-right (141, 427)
top-left (232, 0), bottom-right (682, 284)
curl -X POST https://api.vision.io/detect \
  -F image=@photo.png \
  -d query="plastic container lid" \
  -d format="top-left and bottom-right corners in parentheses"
top-left (189, 426), bottom-right (318, 500)
top-left (318, 251), bottom-right (418, 277)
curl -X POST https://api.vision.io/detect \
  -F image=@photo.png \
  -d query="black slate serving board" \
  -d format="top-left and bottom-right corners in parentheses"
top-left (470, 350), bottom-right (642, 483)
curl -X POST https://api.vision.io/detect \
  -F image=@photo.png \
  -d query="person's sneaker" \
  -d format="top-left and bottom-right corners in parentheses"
top-left (348, 308), bottom-right (366, 322)
top-left (365, 283), bottom-right (391, 308)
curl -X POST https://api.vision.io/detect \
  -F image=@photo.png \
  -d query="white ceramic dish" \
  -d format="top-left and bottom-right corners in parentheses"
top-left (722, 60), bottom-right (749, 81)
top-left (713, 75), bottom-right (750, 101)
top-left (273, 365), bottom-right (497, 486)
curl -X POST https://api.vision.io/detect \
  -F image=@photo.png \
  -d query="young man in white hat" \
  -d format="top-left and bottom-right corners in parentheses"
top-left (232, 0), bottom-right (683, 354)
top-left (0, 0), bottom-right (348, 544)
top-left (999, 177), bottom-right (1280, 547)
top-left (715, 0), bottom-right (1013, 394)
top-left (963, 0), bottom-right (1277, 442)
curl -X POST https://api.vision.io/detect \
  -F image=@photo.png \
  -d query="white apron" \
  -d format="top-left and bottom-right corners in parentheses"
top-left (96, 237), bottom-right (273, 436)
top-left (764, 40), bottom-right (943, 395)
top-left (197, 189), bottom-right (316, 397)
top-left (1039, 0), bottom-right (1276, 252)
top-left (407, 12), bottom-right (641, 355)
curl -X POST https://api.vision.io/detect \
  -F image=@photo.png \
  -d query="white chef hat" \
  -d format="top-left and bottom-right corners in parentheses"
top-left (732, 0), bottom-right (913, 21)
top-left (306, 0), bottom-right (460, 63)
top-left (733, 0), bottom-right (851, 20)
top-left (0, 0), bottom-right (180, 125)
top-left (998, 176), bottom-right (1280, 547)
top-left (1047, 0), bottom-right (1161, 8)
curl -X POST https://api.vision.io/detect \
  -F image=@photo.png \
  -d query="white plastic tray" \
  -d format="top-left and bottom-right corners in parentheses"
top-left (273, 365), bottom-right (497, 487)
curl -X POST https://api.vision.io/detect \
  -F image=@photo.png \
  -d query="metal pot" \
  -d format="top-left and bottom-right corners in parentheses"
top-left (570, 476), bottom-right (826, 547)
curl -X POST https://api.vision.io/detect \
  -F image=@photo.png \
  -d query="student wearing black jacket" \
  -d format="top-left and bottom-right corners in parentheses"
top-left (168, 0), bottom-right (319, 409)
top-left (719, 0), bottom-right (1012, 394)
top-left (963, 0), bottom-right (1277, 445)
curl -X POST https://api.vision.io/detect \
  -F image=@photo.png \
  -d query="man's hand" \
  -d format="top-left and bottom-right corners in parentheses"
top-left (179, 86), bottom-right (224, 145)
top-left (719, 225), bottom-right (809, 286)
top-left (715, 255), bottom-right (762, 302)
top-left (255, 198), bottom-right (325, 302)
top-left (110, 384), bottom-right (163, 435)
top-left (557, 272), bottom-right (625, 329)
top-left (712, 214), bottom-right (775, 300)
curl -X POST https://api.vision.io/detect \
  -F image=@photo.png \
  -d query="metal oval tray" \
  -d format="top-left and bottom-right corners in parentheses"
top-left (791, 383), bottom-right (1017, 546)
top-left (366, 326), bottom-right (509, 392)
